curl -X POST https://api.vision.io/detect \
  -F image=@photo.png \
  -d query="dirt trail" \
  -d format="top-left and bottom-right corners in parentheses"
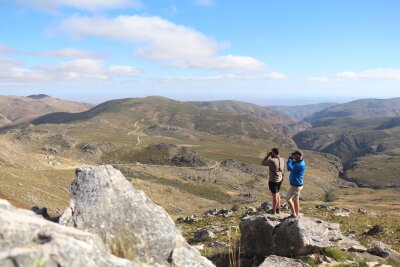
top-left (127, 121), bottom-right (143, 146)
top-left (127, 121), bottom-right (140, 135)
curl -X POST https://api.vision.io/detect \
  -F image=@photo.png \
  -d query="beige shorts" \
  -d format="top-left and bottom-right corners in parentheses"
top-left (286, 185), bottom-right (303, 201)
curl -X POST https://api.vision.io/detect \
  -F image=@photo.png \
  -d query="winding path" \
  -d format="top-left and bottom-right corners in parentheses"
top-left (128, 121), bottom-right (143, 146)
top-left (127, 121), bottom-right (140, 135)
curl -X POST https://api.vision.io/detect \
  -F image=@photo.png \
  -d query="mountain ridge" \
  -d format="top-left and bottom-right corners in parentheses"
top-left (304, 97), bottom-right (400, 124)
top-left (0, 95), bottom-right (93, 128)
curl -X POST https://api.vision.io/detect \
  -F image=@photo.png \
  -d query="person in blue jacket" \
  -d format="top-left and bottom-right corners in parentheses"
top-left (286, 150), bottom-right (306, 218)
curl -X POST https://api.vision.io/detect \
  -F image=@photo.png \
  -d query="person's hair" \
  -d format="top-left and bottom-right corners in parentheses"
top-left (271, 148), bottom-right (279, 155)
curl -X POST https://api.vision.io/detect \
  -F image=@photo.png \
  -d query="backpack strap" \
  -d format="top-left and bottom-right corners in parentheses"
top-left (277, 156), bottom-right (284, 179)
top-left (277, 156), bottom-right (282, 172)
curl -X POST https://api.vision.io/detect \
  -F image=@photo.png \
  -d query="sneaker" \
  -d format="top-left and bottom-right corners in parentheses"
top-left (276, 209), bottom-right (280, 214)
top-left (267, 209), bottom-right (276, 215)
top-left (288, 214), bottom-right (297, 218)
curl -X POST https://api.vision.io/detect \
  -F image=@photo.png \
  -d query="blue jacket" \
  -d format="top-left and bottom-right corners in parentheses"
top-left (287, 159), bottom-right (306, 187)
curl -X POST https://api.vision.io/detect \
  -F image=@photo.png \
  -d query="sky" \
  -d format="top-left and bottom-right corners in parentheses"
top-left (0, 0), bottom-right (399, 105)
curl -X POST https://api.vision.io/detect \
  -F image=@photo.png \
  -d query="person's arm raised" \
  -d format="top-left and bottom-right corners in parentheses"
top-left (261, 153), bottom-right (272, 166)
top-left (287, 159), bottom-right (305, 172)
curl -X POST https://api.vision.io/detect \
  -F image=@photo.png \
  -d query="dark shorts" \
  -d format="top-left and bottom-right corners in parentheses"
top-left (268, 181), bottom-right (283, 194)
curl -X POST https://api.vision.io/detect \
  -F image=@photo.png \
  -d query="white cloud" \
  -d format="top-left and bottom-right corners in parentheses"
top-left (0, 58), bottom-right (140, 86)
top-left (193, 0), bottom-right (215, 7)
top-left (306, 76), bottom-right (339, 82)
top-left (35, 48), bottom-right (99, 58)
top-left (308, 68), bottom-right (400, 82)
top-left (53, 58), bottom-right (106, 74)
top-left (60, 15), bottom-right (219, 60)
top-left (16, 0), bottom-right (143, 11)
top-left (172, 55), bottom-right (266, 72)
top-left (0, 45), bottom-right (17, 54)
top-left (109, 65), bottom-right (141, 77)
top-left (336, 69), bottom-right (400, 80)
top-left (59, 15), bottom-right (266, 73)
top-left (0, 58), bottom-right (22, 68)
top-left (157, 72), bottom-right (289, 83)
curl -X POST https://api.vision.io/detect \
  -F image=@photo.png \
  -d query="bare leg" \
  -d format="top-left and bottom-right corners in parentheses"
top-left (276, 193), bottom-right (281, 210)
top-left (287, 199), bottom-right (295, 215)
top-left (272, 193), bottom-right (278, 210)
top-left (293, 199), bottom-right (300, 215)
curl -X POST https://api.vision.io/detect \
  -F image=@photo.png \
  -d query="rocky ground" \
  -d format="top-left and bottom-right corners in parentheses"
top-left (2, 165), bottom-right (397, 267)
top-left (176, 202), bottom-right (400, 267)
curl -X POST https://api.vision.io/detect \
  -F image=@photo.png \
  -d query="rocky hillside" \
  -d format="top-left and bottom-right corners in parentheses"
top-left (293, 116), bottom-right (400, 188)
top-left (304, 97), bottom-right (400, 124)
top-left (270, 102), bottom-right (337, 121)
top-left (15, 96), bottom-right (296, 147)
top-left (188, 100), bottom-right (310, 135)
top-left (0, 95), bottom-right (93, 127)
top-left (102, 143), bottom-right (208, 167)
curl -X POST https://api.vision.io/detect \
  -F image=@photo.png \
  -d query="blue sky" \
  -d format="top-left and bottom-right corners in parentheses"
top-left (0, 0), bottom-right (399, 105)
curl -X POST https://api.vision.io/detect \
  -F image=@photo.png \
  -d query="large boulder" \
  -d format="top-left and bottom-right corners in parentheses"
top-left (240, 214), bottom-right (364, 258)
top-left (273, 217), bottom-right (340, 256)
top-left (60, 165), bottom-right (214, 267)
top-left (0, 199), bottom-right (135, 267)
top-left (259, 255), bottom-right (310, 267)
top-left (240, 215), bottom-right (280, 257)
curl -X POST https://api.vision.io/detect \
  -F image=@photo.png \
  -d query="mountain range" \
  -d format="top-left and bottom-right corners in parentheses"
top-left (0, 94), bottom-right (398, 219)
top-left (270, 102), bottom-right (337, 121)
top-left (294, 97), bottom-right (400, 188)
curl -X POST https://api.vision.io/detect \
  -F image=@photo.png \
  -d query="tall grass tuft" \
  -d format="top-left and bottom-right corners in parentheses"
top-left (228, 226), bottom-right (241, 267)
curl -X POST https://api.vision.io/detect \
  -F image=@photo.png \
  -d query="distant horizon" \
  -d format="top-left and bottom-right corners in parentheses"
top-left (2, 92), bottom-right (399, 106)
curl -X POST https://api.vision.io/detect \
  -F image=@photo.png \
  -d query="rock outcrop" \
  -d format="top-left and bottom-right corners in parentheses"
top-left (60, 165), bottom-right (214, 266)
top-left (0, 165), bottom-right (214, 267)
top-left (240, 214), bottom-right (365, 258)
top-left (259, 255), bottom-right (310, 267)
top-left (0, 199), bottom-right (135, 267)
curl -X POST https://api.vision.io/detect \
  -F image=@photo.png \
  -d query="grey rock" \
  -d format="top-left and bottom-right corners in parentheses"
top-left (333, 211), bottom-right (350, 217)
top-left (206, 226), bottom-right (224, 233)
top-left (185, 215), bottom-right (201, 223)
top-left (216, 208), bottom-right (233, 217)
top-left (259, 255), bottom-right (310, 267)
top-left (358, 208), bottom-right (368, 214)
top-left (348, 245), bottom-right (368, 253)
top-left (60, 165), bottom-right (214, 267)
top-left (240, 215), bottom-right (278, 257)
top-left (194, 229), bottom-right (215, 242)
top-left (240, 215), bottom-right (363, 257)
top-left (274, 217), bottom-right (334, 256)
top-left (365, 225), bottom-right (384, 236)
top-left (245, 206), bottom-right (257, 215)
top-left (168, 246), bottom-right (213, 267)
top-left (81, 143), bottom-right (101, 155)
top-left (368, 245), bottom-right (390, 258)
top-left (322, 255), bottom-right (336, 264)
top-left (0, 200), bottom-right (136, 267)
top-left (203, 208), bottom-right (217, 216)
top-left (31, 206), bottom-right (60, 223)
top-left (260, 201), bottom-right (272, 211)
top-left (281, 203), bottom-right (289, 210)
